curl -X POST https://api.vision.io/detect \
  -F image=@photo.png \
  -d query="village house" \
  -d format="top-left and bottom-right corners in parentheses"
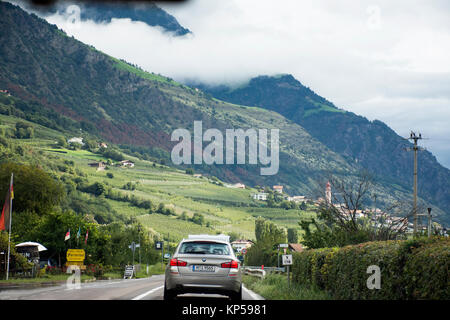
top-left (0, 89), bottom-right (11, 96)
top-left (231, 239), bottom-right (254, 253)
top-left (193, 174), bottom-right (202, 178)
top-left (286, 195), bottom-right (307, 203)
top-left (273, 185), bottom-right (283, 193)
top-left (288, 243), bottom-right (304, 253)
top-left (252, 192), bottom-right (268, 201)
top-left (119, 160), bottom-right (135, 168)
top-left (232, 183), bottom-right (245, 189)
top-left (67, 137), bottom-right (84, 146)
top-left (88, 161), bottom-right (106, 171)
top-left (98, 142), bottom-right (108, 148)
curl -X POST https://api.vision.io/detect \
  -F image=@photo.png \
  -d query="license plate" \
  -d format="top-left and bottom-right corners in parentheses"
top-left (192, 265), bottom-right (216, 272)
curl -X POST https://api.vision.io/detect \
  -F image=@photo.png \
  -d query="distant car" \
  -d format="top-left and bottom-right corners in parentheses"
top-left (164, 235), bottom-right (242, 300)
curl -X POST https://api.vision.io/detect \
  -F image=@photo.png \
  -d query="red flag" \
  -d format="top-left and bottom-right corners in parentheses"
top-left (85, 229), bottom-right (89, 245)
top-left (0, 184), bottom-right (12, 231)
top-left (64, 229), bottom-right (70, 241)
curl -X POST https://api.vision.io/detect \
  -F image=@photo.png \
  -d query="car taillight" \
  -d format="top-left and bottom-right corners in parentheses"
top-left (221, 260), bottom-right (239, 268)
top-left (170, 258), bottom-right (187, 266)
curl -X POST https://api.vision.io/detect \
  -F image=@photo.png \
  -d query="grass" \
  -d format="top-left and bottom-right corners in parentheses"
top-left (243, 274), bottom-right (332, 300)
top-left (134, 263), bottom-right (166, 278)
top-left (111, 57), bottom-right (186, 88)
top-left (303, 97), bottom-right (346, 117)
top-left (102, 263), bottom-right (166, 279)
top-left (0, 274), bottom-right (94, 284)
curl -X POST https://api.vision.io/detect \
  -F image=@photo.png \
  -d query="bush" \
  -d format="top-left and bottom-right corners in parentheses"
top-left (292, 237), bottom-right (449, 300)
top-left (401, 237), bottom-right (450, 299)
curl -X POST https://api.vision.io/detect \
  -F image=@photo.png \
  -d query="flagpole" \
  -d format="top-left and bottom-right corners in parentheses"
top-left (6, 173), bottom-right (13, 281)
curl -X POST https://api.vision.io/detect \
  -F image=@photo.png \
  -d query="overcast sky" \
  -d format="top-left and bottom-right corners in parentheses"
top-left (23, 0), bottom-right (450, 168)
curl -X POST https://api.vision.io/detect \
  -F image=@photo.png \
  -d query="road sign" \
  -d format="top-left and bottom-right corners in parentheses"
top-left (282, 254), bottom-right (293, 265)
top-left (128, 242), bottom-right (140, 251)
top-left (66, 249), bottom-right (85, 262)
top-left (124, 265), bottom-right (135, 279)
top-left (279, 244), bottom-right (288, 248)
top-left (155, 241), bottom-right (163, 250)
top-left (241, 248), bottom-right (247, 255)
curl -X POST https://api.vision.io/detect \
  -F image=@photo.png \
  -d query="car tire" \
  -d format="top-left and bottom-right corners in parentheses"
top-left (229, 285), bottom-right (242, 301)
top-left (163, 284), bottom-right (177, 300)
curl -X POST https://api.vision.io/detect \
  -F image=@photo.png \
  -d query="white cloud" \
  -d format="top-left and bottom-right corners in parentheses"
top-left (25, 0), bottom-right (450, 168)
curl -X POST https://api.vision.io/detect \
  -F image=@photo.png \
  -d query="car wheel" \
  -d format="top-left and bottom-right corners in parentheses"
top-left (163, 284), bottom-right (177, 300)
top-left (229, 285), bottom-right (242, 301)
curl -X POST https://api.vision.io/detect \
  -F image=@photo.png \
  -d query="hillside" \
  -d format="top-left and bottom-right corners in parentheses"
top-left (0, 105), bottom-right (318, 242)
top-left (15, 0), bottom-right (191, 36)
top-left (195, 74), bottom-right (450, 225)
top-left (0, 1), bottom-right (447, 225)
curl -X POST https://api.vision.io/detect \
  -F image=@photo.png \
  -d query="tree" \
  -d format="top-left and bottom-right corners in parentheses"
top-left (190, 213), bottom-right (205, 225)
top-left (247, 217), bottom-right (287, 266)
top-left (299, 201), bottom-right (307, 211)
top-left (0, 162), bottom-right (64, 215)
top-left (299, 171), bottom-right (412, 248)
top-left (56, 136), bottom-right (67, 148)
top-left (178, 211), bottom-right (188, 220)
top-left (14, 121), bottom-right (33, 139)
top-left (287, 228), bottom-right (298, 243)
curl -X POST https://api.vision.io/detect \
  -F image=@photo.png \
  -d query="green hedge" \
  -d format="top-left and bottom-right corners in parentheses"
top-left (292, 237), bottom-right (449, 300)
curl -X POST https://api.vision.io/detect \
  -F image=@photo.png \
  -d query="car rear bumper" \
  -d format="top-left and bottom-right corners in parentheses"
top-left (165, 272), bottom-right (242, 294)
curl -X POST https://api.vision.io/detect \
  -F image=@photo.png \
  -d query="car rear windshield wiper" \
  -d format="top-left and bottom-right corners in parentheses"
top-left (186, 251), bottom-right (208, 254)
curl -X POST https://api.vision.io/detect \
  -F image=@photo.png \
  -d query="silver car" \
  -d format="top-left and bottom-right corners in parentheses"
top-left (164, 235), bottom-right (242, 300)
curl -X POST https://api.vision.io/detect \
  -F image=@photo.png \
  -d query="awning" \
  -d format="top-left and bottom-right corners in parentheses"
top-left (15, 242), bottom-right (47, 252)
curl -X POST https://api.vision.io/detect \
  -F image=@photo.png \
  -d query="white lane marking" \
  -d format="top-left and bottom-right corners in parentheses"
top-left (243, 285), bottom-right (264, 300)
top-left (131, 285), bottom-right (164, 300)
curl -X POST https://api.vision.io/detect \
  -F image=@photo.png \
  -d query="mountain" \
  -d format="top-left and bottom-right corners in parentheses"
top-left (14, 0), bottom-right (191, 36)
top-left (194, 74), bottom-right (450, 224)
top-left (0, 1), bottom-right (448, 225)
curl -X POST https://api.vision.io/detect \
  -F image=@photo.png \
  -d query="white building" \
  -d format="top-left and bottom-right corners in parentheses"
top-left (120, 160), bottom-right (135, 167)
top-left (68, 137), bottom-right (84, 146)
top-left (273, 185), bottom-right (283, 193)
top-left (252, 193), bottom-right (268, 201)
top-left (231, 240), bottom-right (254, 253)
top-left (286, 195), bottom-right (307, 203)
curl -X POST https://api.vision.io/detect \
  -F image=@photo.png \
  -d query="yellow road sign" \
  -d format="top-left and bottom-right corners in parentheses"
top-left (66, 249), bottom-right (85, 262)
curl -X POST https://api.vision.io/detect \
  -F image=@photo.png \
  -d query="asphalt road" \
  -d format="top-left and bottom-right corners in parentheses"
top-left (0, 274), bottom-right (264, 300)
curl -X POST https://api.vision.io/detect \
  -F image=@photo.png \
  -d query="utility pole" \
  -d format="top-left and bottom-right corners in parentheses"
top-left (138, 226), bottom-right (141, 267)
top-left (406, 131), bottom-right (424, 236)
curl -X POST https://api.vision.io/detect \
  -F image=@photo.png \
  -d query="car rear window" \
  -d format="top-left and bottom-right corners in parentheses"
top-left (179, 241), bottom-right (230, 255)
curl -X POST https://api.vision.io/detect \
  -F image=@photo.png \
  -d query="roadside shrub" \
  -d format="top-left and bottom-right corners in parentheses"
top-left (292, 237), bottom-right (449, 300)
top-left (45, 266), bottom-right (63, 275)
top-left (402, 237), bottom-right (450, 300)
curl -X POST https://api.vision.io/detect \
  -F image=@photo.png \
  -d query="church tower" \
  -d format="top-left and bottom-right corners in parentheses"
top-left (325, 181), bottom-right (331, 205)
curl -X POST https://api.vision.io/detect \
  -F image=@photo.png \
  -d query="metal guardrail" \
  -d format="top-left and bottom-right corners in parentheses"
top-left (244, 266), bottom-right (285, 272)
top-left (242, 266), bottom-right (286, 278)
top-left (243, 267), bottom-right (266, 279)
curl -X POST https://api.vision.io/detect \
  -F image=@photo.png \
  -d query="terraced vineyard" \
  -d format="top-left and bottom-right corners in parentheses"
top-left (1, 114), bottom-right (316, 245)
